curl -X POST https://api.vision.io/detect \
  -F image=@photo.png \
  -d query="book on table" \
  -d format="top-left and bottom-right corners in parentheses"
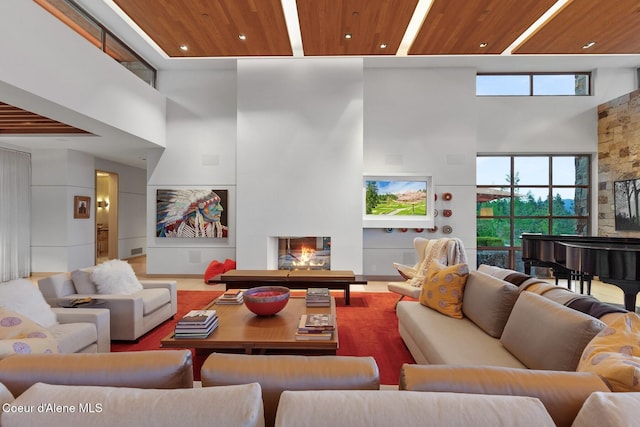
top-left (175, 318), bottom-right (218, 338)
top-left (178, 309), bottom-right (217, 325)
top-left (303, 313), bottom-right (335, 329)
top-left (217, 289), bottom-right (244, 305)
top-left (294, 330), bottom-right (333, 340)
top-left (306, 287), bottom-right (331, 307)
top-left (174, 310), bottom-right (219, 338)
top-left (296, 314), bottom-right (335, 340)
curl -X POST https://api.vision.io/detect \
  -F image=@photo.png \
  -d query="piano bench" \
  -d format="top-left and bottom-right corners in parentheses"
top-left (552, 269), bottom-right (592, 295)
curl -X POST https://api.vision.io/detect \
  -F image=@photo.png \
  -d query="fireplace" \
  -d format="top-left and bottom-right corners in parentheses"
top-left (277, 237), bottom-right (330, 270)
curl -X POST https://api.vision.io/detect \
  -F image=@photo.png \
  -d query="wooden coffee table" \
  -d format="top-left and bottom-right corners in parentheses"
top-left (208, 269), bottom-right (366, 305)
top-left (160, 295), bottom-right (338, 355)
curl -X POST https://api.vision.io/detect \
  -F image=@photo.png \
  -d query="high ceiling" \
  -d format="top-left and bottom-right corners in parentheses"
top-left (104, 0), bottom-right (640, 59)
top-left (2, 0), bottom-right (640, 168)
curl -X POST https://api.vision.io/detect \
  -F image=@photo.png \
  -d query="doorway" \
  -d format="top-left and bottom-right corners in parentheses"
top-left (95, 170), bottom-right (119, 263)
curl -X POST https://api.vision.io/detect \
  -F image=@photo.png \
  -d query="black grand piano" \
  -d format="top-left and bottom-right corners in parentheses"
top-left (521, 233), bottom-right (640, 312)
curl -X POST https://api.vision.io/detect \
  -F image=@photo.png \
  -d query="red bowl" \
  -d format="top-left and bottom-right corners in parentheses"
top-left (243, 286), bottom-right (290, 316)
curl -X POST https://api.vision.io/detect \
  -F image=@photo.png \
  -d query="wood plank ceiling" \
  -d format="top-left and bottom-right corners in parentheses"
top-left (0, 102), bottom-right (90, 135)
top-left (110, 0), bottom-right (640, 57)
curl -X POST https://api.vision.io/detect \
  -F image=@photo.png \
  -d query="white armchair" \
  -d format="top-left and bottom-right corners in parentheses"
top-left (38, 270), bottom-right (177, 342)
top-left (388, 237), bottom-right (468, 304)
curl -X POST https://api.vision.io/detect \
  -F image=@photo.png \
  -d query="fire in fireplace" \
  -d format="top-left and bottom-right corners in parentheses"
top-left (278, 237), bottom-right (330, 270)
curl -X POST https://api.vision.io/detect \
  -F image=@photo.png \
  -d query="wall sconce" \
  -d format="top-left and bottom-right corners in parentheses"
top-left (97, 200), bottom-right (109, 209)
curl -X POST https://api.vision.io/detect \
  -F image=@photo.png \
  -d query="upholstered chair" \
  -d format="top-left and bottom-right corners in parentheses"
top-left (388, 237), bottom-right (468, 304)
top-left (38, 260), bottom-right (176, 341)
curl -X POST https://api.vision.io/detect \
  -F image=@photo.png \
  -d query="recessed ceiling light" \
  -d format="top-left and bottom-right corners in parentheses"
top-left (179, 45), bottom-right (188, 51)
top-left (479, 42), bottom-right (488, 48)
top-left (238, 34), bottom-right (247, 41)
top-left (380, 43), bottom-right (388, 49)
top-left (344, 33), bottom-right (352, 39)
top-left (582, 41), bottom-right (596, 49)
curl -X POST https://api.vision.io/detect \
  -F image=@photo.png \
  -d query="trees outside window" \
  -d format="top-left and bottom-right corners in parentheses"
top-left (476, 155), bottom-right (590, 272)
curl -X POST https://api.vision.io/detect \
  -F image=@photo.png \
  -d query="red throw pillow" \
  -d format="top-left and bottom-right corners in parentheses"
top-left (223, 258), bottom-right (236, 272)
top-left (203, 260), bottom-right (225, 283)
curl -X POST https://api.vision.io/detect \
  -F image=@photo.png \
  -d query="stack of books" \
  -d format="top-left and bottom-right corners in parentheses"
top-left (174, 309), bottom-right (218, 339)
top-left (217, 289), bottom-right (244, 305)
top-left (306, 288), bottom-right (331, 307)
top-left (295, 313), bottom-right (335, 340)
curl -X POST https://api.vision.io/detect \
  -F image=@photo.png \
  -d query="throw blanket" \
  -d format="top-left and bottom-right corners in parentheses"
top-left (409, 238), bottom-right (468, 287)
top-left (503, 272), bottom-right (534, 287)
top-left (567, 297), bottom-right (627, 319)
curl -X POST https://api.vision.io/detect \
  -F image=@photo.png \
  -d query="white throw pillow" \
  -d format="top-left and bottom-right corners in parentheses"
top-left (91, 260), bottom-right (143, 295)
top-left (0, 279), bottom-right (58, 328)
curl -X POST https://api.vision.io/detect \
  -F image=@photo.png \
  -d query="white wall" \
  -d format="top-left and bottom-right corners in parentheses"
top-left (31, 150), bottom-right (95, 272)
top-left (236, 59), bottom-right (364, 272)
top-left (477, 68), bottom-right (635, 155)
top-left (30, 150), bottom-right (150, 272)
top-left (146, 69), bottom-right (238, 275)
top-left (0, 0), bottom-right (166, 147)
top-left (144, 64), bottom-right (636, 277)
top-left (362, 68), bottom-right (478, 275)
top-left (146, 63), bottom-right (477, 276)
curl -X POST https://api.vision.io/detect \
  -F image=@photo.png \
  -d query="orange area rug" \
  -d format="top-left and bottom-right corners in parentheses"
top-left (111, 290), bottom-right (415, 385)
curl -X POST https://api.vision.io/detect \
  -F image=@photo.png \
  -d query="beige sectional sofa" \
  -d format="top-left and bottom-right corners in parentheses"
top-left (394, 264), bottom-right (640, 426)
top-left (200, 353), bottom-right (381, 427)
top-left (399, 363), bottom-right (609, 427)
top-left (1, 351), bottom-right (637, 427)
top-left (396, 266), bottom-right (612, 369)
top-left (0, 350), bottom-right (194, 397)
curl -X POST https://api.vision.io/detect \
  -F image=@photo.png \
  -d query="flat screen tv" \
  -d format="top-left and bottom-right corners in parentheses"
top-left (362, 173), bottom-right (435, 228)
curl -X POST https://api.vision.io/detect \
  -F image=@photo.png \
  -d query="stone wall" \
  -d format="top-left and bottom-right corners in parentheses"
top-left (598, 88), bottom-right (640, 236)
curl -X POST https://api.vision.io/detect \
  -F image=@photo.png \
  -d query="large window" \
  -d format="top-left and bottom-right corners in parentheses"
top-left (477, 73), bottom-right (591, 96)
top-left (476, 155), bottom-right (590, 271)
top-left (35, 0), bottom-right (156, 87)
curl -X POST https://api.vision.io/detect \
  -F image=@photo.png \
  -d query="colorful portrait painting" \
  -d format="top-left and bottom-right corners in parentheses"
top-left (156, 189), bottom-right (228, 238)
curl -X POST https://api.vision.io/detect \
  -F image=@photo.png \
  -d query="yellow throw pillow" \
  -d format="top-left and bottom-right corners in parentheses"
top-left (419, 262), bottom-right (469, 319)
top-left (577, 312), bottom-right (640, 392)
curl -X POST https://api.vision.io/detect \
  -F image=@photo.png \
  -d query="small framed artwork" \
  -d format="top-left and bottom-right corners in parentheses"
top-left (74, 196), bottom-right (91, 219)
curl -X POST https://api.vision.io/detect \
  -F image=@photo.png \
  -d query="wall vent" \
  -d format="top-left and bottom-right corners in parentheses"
top-left (131, 248), bottom-right (143, 255)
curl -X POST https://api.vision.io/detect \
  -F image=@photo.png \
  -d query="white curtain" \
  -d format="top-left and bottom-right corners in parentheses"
top-left (0, 148), bottom-right (31, 281)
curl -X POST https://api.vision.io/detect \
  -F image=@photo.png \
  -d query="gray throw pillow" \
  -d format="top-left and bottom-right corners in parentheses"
top-left (462, 271), bottom-right (519, 338)
top-left (500, 292), bottom-right (606, 371)
top-left (71, 268), bottom-right (97, 294)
